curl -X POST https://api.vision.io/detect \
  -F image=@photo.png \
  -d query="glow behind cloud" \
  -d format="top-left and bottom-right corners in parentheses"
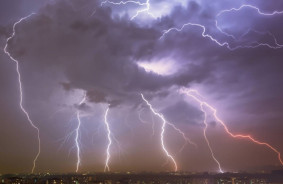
top-left (138, 60), bottom-right (179, 76)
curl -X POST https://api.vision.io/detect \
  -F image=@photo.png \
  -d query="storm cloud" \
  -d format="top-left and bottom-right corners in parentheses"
top-left (1, 0), bottom-right (283, 173)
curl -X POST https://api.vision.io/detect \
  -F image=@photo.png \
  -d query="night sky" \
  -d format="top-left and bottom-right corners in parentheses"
top-left (0, 0), bottom-right (283, 174)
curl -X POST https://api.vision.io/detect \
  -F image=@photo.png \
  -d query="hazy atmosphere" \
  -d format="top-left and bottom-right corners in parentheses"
top-left (0, 0), bottom-right (283, 174)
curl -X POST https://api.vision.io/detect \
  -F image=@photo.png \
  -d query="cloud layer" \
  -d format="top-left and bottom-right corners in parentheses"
top-left (1, 0), bottom-right (283, 173)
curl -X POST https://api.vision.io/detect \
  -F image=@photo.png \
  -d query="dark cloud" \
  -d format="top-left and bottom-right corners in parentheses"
top-left (1, 0), bottom-right (283, 173)
top-left (162, 100), bottom-right (203, 126)
top-left (0, 0), bottom-right (49, 25)
top-left (5, 0), bottom-right (215, 108)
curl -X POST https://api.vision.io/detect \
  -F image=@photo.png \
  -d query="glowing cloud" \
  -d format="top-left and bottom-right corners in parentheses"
top-left (138, 60), bottom-right (179, 76)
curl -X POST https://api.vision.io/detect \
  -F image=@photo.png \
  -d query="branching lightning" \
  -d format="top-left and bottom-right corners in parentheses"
top-left (101, 0), bottom-right (155, 20)
top-left (131, 0), bottom-right (155, 20)
top-left (4, 1), bottom-right (283, 174)
top-left (160, 22), bottom-right (232, 49)
top-left (101, 0), bottom-right (146, 7)
top-left (75, 93), bottom-right (87, 173)
top-left (215, 4), bottom-right (283, 49)
top-left (138, 106), bottom-right (197, 151)
top-left (180, 88), bottom-right (283, 166)
top-left (238, 28), bottom-right (283, 49)
top-left (101, 1), bottom-right (283, 49)
top-left (160, 22), bottom-right (283, 50)
top-left (141, 94), bottom-right (178, 171)
top-left (139, 108), bottom-right (156, 137)
top-left (166, 121), bottom-right (198, 153)
top-left (161, 4), bottom-right (283, 50)
top-left (200, 104), bottom-right (223, 173)
top-left (217, 4), bottom-right (283, 18)
top-left (4, 13), bottom-right (40, 174)
top-left (104, 107), bottom-right (112, 172)
top-left (56, 113), bottom-right (77, 153)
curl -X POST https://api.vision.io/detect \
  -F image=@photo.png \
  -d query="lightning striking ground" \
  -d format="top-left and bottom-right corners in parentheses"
top-left (141, 94), bottom-right (178, 171)
top-left (4, 13), bottom-right (41, 174)
top-left (200, 104), bottom-right (223, 173)
top-left (180, 88), bottom-right (283, 166)
top-left (4, 1), bottom-right (283, 174)
top-left (75, 93), bottom-right (87, 173)
top-left (104, 107), bottom-right (112, 172)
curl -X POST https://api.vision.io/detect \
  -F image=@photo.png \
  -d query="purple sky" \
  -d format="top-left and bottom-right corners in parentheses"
top-left (0, 0), bottom-right (283, 174)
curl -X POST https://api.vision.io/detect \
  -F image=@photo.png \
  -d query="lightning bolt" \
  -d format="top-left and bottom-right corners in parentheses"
top-left (138, 107), bottom-right (155, 138)
top-left (160, 22), bottom-right (282, 50)
top-left (201, 104), bottom-right (223, 173)
top-left (215, 4), bottom-right (283, 49)
top-left (141, 94), bottom-right (178, 171)
top-left (56, 113), bottom-right (77, 153)
top-left (180, 88), bottom-right (283, 167)
top-left (160, 22), bottom-right (233, 49)
top-left (166, 121), bottom-right (198, 153)
top-left (74, 93), bottom-right (87, 173)
top-left (101, 2), bottom-right (283, 49)
top-left (238, 28), bottom-right (283, 49)
top-left (138, 105), bottom-right (197, 151)
top-left (130, 0), bottom-right (155, 20)
top-left (217, 4), bottom-right (283, 18)
top-left (100, 106), bottom-right (122, 172)
top-left (101, 0), bottom-right (155, 20)
top-left (161, 4), bottom-right (283, 50)
top-left (104, 107), bottom-right (112, 172)
top-left (4, 13), bottom-right (40, 174)
top-left (101, 0), bottom-right (146, 6)
top-left (138, 108), bottom-right (150, 124)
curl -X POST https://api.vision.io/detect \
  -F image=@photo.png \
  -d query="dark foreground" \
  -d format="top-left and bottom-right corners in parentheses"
top-left (1, 170), bottom-right (283, 184)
